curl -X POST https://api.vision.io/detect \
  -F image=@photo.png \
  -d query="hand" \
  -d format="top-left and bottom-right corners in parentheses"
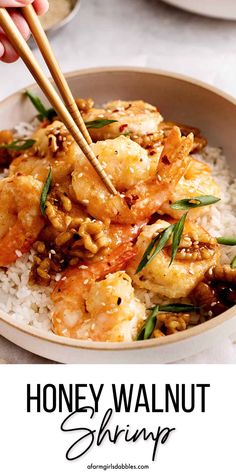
top-left (0, 0), bottom-right (49, 63)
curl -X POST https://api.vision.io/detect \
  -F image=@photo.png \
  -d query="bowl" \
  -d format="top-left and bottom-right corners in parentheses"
top-left (0, 67), bottom-right (236, 364)
top-left (30, 0), bottom-right (80, 44)
top-left (161, 0), bottom-right (236, 20)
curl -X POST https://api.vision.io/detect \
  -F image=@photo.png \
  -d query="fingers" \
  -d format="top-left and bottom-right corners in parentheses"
top-left (0, 33), bottom-right (19, 62)
top-left (0, 10), bottom-right (30, 63)
top-left (0, 1), bottom-right (33, 6)
top-left (33, 0), bottom-right (49, 16)
top-left (0, 41), bottom-right (4, 58)
top-left (0, 0), bottom-right (49, 63)
top-left (10, 10), bottom-right (30, 38)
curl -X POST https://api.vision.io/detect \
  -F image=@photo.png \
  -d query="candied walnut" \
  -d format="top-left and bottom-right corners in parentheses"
top-left (131, 131), bottom-right (164, 148)
top-left (0, 130), bottom-right (14, 168)
top-left (206, 265), bottom-right (236, 284)
top-left (154, 313), bottom-right (190, 336)
top-left (76, 98), bottom-right (94, 114)
top-left (191, 264), bottom-right (236, 317)
top-left (166, 242), bottom-right (217, 262)
top-left (153, 329), bottom-right (165, 338)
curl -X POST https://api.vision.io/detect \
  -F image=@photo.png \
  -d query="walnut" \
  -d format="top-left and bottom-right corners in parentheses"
top-left (191, 264), bottom-right (236, 317)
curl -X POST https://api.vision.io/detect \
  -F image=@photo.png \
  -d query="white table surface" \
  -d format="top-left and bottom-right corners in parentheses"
top-left (0, 0), bottom-right (236, 363)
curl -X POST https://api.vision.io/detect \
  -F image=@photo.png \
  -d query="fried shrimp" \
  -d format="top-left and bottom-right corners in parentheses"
top-left (51, 244), bottom-right (145, 341)
top-left (83, 99), bottom-right (163, 142)
top-left (0, 175), bottom-right (44, 266)
top-left (159, 158), bottom-right (220, 219)
top-left (127, 219), bottom-right (220, 299)
top-left (9, 121), bottom-right (80, 183)
top-left (72, 128), bottom-right (193, 224)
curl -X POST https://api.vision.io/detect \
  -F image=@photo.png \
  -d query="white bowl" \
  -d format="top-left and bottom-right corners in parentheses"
top-left (1, 67), bottom-right (236, 363)
top-left (162, 0), bottom-right (236, 20)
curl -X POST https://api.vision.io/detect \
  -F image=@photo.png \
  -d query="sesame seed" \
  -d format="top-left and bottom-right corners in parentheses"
top-left (83, 279), bottom-right (89, 285)
top-left (79, 265), bottom-right (88, 269)
top-left (55, 274), bottom-right (62, 282)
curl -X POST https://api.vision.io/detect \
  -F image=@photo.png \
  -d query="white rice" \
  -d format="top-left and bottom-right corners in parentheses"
top-left (0, 142), bottom-right (235, 333)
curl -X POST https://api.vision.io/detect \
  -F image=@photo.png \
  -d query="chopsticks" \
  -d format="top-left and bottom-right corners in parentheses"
top-left (22, 4), bottom-right (92, 146)
top-left (0, 7), bottom-right (117, 195)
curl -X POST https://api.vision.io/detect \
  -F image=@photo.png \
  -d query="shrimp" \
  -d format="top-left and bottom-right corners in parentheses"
top-left (159, 158), bottom-right (220, 219)
top-left (10, 121), bottom-right (80, 183)
top-left (160, 121), bottom-right (207, 154)
top-left (72, 127), bottom-right (194, 224)
top-left (0, 175), bottom-right (44, 266)
top-left (51, 244), bottom-right (145, 341)
top-left (83, 99), bottom-right (163, 142)
top-left (127, 219), bottom-right (220, 299)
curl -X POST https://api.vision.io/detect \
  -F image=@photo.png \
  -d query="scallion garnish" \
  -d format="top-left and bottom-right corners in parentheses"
top-left (136, 214), bottom-right (188, 273)
top-left (158, 303), bottom-right (200, 313)
top-left (137, 305), bottom-right (159, 340)
top-left (85, 119), bottom-right (118, 129)
top-left (25, 91), bottom-right (57, 122)
top-left (230, 256), bottom-right (236, 269)
top-left (137, 303), bottom-right (199, 340)
top-left (217, 237), bottom-right (236, 246)
top-left (169, 213), bottom-right (187, 266)
top-left (170, 195), bottom-right (220, 210)
top-left (0, 139), bottom-right (35, 151)
top-left (135, 223), bottom-right (175, 273)
top-left (40, 167), bottom-right (52, 215)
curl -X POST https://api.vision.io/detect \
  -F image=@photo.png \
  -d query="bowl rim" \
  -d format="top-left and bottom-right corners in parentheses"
top-left (0, 66), bottom-right (236, 351)
top-left (43, 0), bottom-right (81, 34)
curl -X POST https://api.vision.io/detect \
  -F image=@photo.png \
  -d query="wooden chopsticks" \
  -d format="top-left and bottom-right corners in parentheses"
top-left (22, 5), bottom-right (92, 146)
top-left (0, 7), bottom-right (117, 195)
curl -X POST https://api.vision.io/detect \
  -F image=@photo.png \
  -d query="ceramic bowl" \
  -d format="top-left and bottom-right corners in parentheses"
top-left (30, 0), bottom-right (80, 44)
top-left (0, 67), bottom-right (236, 363)
top-left (162, 0), bottom-right (236, 20)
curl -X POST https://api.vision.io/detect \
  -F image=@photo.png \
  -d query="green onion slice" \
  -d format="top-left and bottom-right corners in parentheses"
top-left (135, 223), bottom-right (175, 274)
top-left (158, 303), bottom-right (200, 313)
top-left (0, 139), bottom-right (35, 151)
top-left (25, 91), bottom-right (56, 121)
top-left (137, 305), bottom-right (159, 340)
top-left (136, 213), bottom-right (188, 274)
top-left (230, 256), bottom-right (236, 269)
top-left (40, 167), bottom-right (52, 215)
top-left (217, 237), bottom-right (236, 246)
top-left (170, 195), bottom-right (220, 210)
top-left (85, 119), bottom-right (118, 129)
top-left (169, 213), bottom-right (187, 266)
top-left (137, 303), bottom-right (199, 340)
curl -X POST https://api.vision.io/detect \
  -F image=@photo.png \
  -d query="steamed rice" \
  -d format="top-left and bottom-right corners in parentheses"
top-left (0, 136), bottom-right (236, 333)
